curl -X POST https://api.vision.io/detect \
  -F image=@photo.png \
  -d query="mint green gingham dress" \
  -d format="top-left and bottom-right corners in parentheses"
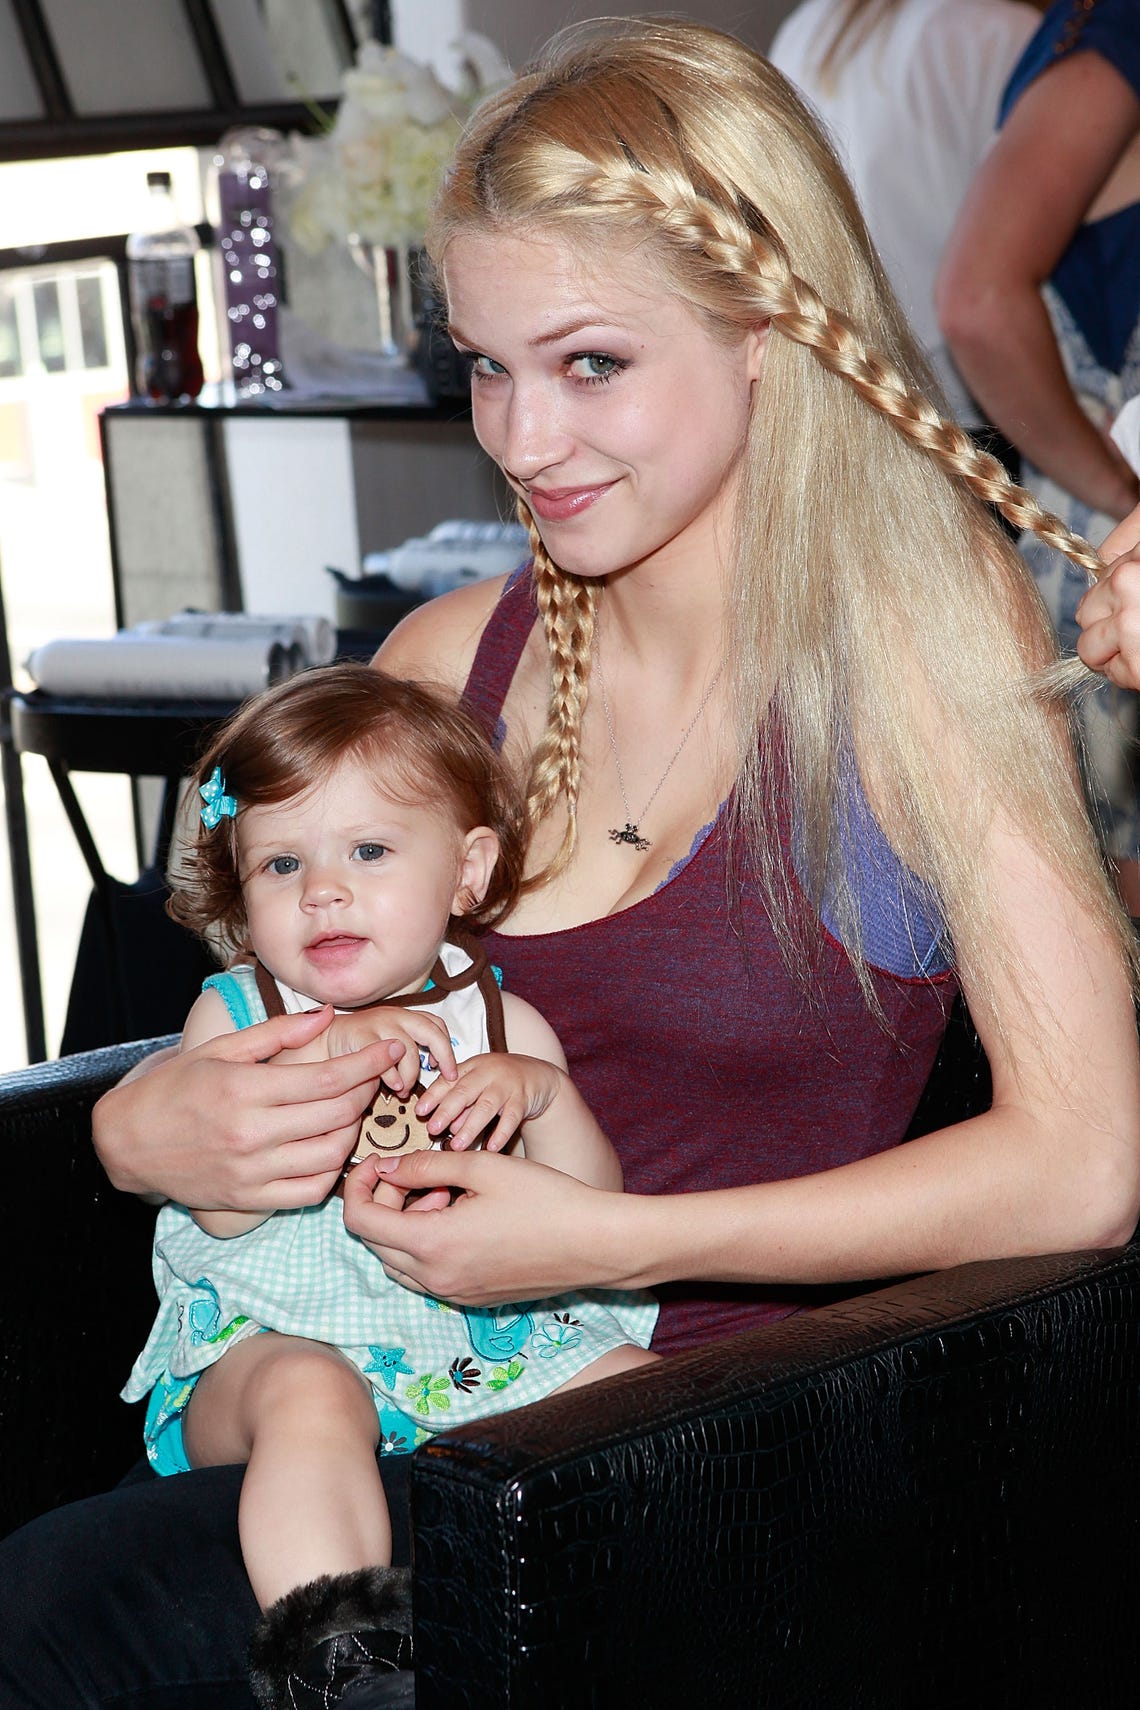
top-left (122, 941), bottom-right (658, 1467)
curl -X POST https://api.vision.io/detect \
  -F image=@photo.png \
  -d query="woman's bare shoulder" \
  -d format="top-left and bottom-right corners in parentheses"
top-left (372, 573), bottom-right (513, 691)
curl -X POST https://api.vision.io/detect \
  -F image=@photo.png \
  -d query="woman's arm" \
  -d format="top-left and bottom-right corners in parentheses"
top-left (342, 784), bottom-right (1140, 1308)
top-left (936, 48), bottom-right (1140, 520)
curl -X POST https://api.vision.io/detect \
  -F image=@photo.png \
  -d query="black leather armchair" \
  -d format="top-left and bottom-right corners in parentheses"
top-left (2, 1039), bottom-right (1138, 1708)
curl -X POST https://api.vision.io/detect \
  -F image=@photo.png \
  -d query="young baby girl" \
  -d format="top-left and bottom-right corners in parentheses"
top-left (121, 663), bottom-right (657, 1709)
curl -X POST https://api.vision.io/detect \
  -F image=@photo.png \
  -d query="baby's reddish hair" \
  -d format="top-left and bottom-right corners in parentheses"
top-left (169, 663), bottom-right (525, 954)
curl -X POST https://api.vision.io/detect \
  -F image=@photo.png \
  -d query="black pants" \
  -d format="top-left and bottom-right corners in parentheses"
top-left (0, 1455), bottom-right (412, 1708)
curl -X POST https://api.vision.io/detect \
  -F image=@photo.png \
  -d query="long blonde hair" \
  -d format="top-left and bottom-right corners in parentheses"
top-left (426, 16), bottom-right (1133, 1010)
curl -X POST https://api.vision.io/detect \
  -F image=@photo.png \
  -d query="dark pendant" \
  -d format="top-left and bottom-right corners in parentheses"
top-left (609, 822), bottom-right (651, 852)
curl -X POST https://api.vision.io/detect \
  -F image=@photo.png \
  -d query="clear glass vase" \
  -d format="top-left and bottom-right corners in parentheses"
top-left (347, 237), bottom-right (417, 362)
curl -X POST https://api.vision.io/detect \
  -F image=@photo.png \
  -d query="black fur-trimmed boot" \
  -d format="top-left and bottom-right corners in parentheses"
top-left (248, 1565), bottom-right (414, 1709)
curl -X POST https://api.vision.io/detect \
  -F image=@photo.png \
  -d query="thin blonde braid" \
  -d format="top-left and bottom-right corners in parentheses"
top-left (517, 498), bottom-right (598, 880)
top-left (748, 245), bottom-right (1106, 585)
top-left (613, 161), bottom-right (1108, 588)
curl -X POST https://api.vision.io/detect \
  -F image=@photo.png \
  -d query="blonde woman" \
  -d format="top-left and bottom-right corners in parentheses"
top-left (3, 19), bottom-right (1139, 1707)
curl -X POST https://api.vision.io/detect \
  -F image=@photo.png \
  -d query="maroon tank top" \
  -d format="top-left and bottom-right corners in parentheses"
top-left (465, 572), bottom-right (957, 1355)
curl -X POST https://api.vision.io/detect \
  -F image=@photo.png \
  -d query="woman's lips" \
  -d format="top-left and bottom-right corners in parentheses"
top-left (524, 482), bottom-right (615, 522)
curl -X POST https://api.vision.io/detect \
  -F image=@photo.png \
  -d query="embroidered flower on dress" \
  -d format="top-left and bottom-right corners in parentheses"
top-left (375, 1401), bottom-right (427, 1455)
top-left (406, 1373), bottom-right (452, 1416)
top-left (448, 1357), bottom-right (482, 1393)
top-left (486, 1356), bottom-right (527, 1392)
top-left (534, 1314), bottom-right (583, 1359)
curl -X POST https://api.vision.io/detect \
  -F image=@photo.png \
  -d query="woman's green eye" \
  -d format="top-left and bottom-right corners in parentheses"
top-left (568, 352), bottom-right (625, 382)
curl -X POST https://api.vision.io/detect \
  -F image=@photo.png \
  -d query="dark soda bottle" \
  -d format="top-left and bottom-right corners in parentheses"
top-left (126, 170), bottom-right (205, 402)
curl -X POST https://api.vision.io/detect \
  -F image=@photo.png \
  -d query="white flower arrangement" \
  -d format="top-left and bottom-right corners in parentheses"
top-left (286, 35), bottom-right (510, 254)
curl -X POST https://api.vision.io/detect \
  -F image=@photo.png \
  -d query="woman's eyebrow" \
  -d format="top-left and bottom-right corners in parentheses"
top-left (447, 316), bottom-right (614, 350)
top-left (529, 317), bottom-right (610, 347)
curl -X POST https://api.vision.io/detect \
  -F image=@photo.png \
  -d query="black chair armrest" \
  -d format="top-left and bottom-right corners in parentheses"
top-left (411, 1244), bottom-right (1140, 1708)
top-left (0, 1038), bottom-right (176, 1535)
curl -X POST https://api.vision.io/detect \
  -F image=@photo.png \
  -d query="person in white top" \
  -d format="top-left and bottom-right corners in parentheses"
top-left (769, 0), bottom-right (1043, 427)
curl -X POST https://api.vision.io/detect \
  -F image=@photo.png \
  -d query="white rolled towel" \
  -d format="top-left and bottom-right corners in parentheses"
top-left (25, 634), bottom-right (294, 701)
top-left (139, 610), bottom-right (337, 666)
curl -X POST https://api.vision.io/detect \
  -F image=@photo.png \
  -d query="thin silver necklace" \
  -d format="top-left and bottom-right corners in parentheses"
top-left (594, 629), bottom-right (722, 853)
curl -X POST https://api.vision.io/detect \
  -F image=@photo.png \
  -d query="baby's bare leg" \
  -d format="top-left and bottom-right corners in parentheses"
top-left (552, 1344), bottom-right (659, 1394)
top-left (182, 1333), bottom-right (389, 1609)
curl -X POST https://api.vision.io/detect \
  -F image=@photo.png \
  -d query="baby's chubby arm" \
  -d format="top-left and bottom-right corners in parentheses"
top-left (414, 993), bottom-right (623, 1191)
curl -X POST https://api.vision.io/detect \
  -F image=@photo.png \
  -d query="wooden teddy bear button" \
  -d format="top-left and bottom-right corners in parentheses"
top-left (352, 1079), bottom-right (439, 1163)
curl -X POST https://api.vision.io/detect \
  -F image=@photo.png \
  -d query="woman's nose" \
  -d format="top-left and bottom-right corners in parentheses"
top-left (498, 383), bottom-right (571, 483)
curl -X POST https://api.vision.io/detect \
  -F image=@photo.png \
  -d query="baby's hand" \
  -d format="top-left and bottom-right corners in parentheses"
top-left (324, 1007), bottom-right (458, 1096)
top-left (415, 1052), bottom-right (566, 1152)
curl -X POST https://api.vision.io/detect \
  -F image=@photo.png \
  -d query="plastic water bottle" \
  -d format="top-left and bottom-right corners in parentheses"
top-left (126, 170), bottom-right (204, 402)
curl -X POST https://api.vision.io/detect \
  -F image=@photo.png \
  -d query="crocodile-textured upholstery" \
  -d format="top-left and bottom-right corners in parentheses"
top-left (411, 1244), bottom-right (1140, 1707)
top-left (1, 1037), bottom-right (1137, 1707)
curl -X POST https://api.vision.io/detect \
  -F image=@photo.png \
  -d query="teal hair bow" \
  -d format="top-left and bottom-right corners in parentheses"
top-left (199, 766), bottom-right (237, 829)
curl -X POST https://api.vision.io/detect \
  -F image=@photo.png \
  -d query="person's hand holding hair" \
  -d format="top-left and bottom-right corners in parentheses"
top-left (1076, 499), bottom-right (1140, 688)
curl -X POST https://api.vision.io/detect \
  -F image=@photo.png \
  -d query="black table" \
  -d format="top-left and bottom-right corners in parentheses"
top-left (1, 631), bottom-right (385, 1062)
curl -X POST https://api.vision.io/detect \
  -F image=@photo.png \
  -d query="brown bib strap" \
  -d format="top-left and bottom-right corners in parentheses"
top-left (252, 958), bottom-right (286, 1020)
top-left (248, 937), bottom-right (507, 1050)
top-left (367, 931), bottom-right (508, 1053)
top-left (473, 943), bottom-right (508, 1054)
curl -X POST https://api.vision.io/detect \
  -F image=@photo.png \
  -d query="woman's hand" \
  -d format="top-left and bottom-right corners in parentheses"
top-left (415, 1052), bottom-right (566, 1149)
top-left (93, 1007), bottom-right (396, 1212)
top-left (342, 1149), bottom-right (641, 1304)
top-left (1076, 500), bottom-right (1140, 688)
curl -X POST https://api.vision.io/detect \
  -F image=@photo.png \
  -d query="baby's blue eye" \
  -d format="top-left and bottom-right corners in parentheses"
top-left (267, 855), bottom-right (299, 877)
top-left (353, 842), bottom-right (387, 862)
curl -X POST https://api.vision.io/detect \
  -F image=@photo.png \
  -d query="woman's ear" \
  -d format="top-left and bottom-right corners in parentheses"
top-left (452, 826), bottom-right (500, 916)
top-left (745, 321), bottom-right (769, 383)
